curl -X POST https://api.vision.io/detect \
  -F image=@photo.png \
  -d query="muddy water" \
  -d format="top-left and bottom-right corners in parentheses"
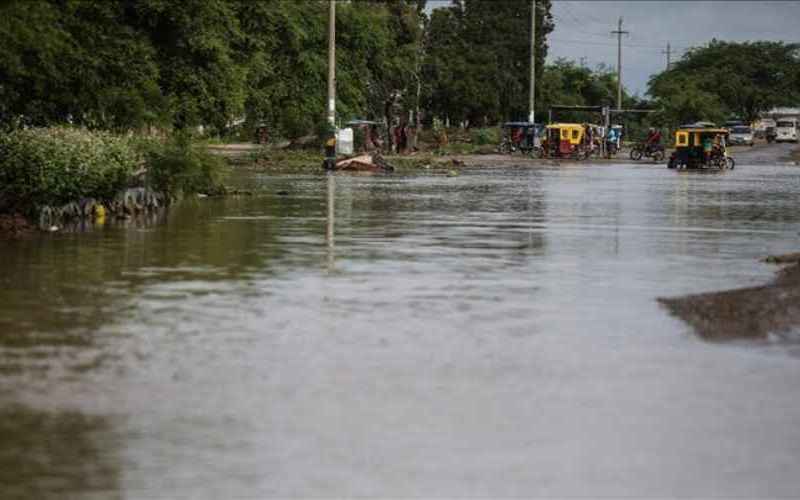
top-left (1, 162), bottom-right (800, 498)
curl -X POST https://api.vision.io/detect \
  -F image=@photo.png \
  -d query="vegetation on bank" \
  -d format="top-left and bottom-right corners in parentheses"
top-left (0, 127), bottom-right (224, 218)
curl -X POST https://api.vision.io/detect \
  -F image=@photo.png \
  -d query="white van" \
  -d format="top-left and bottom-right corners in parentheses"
top-left (775, 118), bottom-right (798, 143)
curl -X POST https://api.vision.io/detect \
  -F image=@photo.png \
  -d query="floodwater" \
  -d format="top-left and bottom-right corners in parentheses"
top-left (2, 159), bottom-right (800, 498)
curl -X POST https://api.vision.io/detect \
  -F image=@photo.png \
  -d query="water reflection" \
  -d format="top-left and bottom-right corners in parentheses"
top-left (0, 164), bottom-right (799, 497)
top-left (0, 405), bottom-right (121, 500)
top-left (327, 173), bottom-right (336, 272)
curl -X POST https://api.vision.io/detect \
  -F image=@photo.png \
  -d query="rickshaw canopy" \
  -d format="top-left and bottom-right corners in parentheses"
top-left (546, 123), bottom-right (585, 145)
top-left (674, 127), bottom-right (729, 148)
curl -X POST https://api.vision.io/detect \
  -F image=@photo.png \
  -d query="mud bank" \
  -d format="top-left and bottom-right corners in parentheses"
top-left (659, 255), bottom-right (800, 341)
top-left (0, 214), bottom-right (37, 238)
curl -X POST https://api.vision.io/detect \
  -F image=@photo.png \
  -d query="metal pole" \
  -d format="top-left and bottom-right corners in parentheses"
top-left (528, 0), bottom-right (536, 124)
top-left (611, 17), bottom-right (628, 111)
top-left (327, 0), bottom-right (336, 126)
top-left (667, 42), bottom-right (671, 70)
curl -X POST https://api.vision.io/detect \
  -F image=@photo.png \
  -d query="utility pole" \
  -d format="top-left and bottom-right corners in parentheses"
top-left (611, 17), bottom-right (629, 111)
top-left (528, 0), bottom-right (536, 124)
top-left (323, 0), bottom-right (337, 170)
top-left (326, 0), bottom-right (336, 126)
top-left (662, 42), bottom-right (672, 71)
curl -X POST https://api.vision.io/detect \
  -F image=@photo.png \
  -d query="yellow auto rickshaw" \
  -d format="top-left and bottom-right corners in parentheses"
top-left (667, 126), bottom-right (735, 170)
top-left (541, 123), bottom-right (590, 160)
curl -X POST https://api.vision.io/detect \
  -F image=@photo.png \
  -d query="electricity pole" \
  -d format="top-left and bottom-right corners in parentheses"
top-left (528, 0), bottom-right (536, 124)
top-left (323, 0), bottom-right (337, 170)
top-left (662, 42), bottom-right (672, 71)
top-left (611, 17), bottom-right (629, 111)
top-left (327, 0), bottom-right (336, 126)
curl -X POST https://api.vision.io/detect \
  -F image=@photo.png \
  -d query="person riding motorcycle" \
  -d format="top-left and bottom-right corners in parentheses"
top-left (645, 128), bottom-right (662, 155)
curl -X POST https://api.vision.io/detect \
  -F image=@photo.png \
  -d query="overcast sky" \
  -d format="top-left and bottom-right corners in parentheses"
top-left (427, 1), bottom-right (800, 97)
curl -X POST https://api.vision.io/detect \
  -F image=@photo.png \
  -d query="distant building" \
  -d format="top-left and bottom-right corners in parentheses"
top-left (755, 107), bottom-right (800, 131)
top-left (764, 107), bottom-right (800, 120)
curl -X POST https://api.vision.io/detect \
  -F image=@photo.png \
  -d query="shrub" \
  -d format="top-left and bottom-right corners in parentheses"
top-left (470, 127), bottom-right (501, 145)
top-left (0, 127), bottom-right (140, 213)
top-left (143, 134), bottom-right (224, 197)
top-left (315, 120), bottom-right (336, 149)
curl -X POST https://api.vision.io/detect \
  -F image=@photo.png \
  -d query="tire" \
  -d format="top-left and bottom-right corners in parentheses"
top-left (667, 158), bottom-right (677, 169)
top-left (630, 147), bottom-right (643, 161)
top-left (652, 150), bottom-right (665, 162)
top-left (726, 157), bottom-right (735, 169)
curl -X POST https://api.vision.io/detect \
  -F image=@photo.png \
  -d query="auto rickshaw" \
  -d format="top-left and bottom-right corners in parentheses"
top-left (667, 126), bottom-right (735, 170)
top-left (541, 123), bottom-right (589, 160)
top-left (497, 122), bottom-right (542, 155)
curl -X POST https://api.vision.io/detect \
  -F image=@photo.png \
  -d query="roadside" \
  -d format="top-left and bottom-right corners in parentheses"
top-left (731, 140), bottom-right (799, 165)
top-left (213, 138), bottom-right (800, 171)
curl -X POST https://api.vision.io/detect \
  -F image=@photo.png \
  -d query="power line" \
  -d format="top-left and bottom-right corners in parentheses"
top-left (550, 38), bottom-right (669, 50)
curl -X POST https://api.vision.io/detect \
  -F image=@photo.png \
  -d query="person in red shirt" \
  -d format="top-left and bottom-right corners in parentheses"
top-left (645, 128), bottom-right (662, 154)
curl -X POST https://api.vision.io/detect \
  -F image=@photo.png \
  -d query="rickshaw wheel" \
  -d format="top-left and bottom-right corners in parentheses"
top-left (727, 157), bottom-right (735, 170)
top-left (652, 150), bottom-right (665, 162)
top-left (630, 147), bottom-right (643, 161)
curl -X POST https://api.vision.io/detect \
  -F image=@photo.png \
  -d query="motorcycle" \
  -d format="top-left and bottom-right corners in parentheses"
top-left (630, 142), bottom-right (665, 162)
top-left (605, 140), bottom-right (618, 158)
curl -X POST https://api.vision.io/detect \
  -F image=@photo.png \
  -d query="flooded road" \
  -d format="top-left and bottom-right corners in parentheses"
top-left (2, 160), bottom-right (800, 498)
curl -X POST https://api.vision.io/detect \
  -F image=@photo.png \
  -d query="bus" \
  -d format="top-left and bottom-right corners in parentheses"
top-left (775, 118), bottom-right (798, 143)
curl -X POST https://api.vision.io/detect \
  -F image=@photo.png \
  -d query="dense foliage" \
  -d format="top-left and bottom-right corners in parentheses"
top-left (0, 127), bottom-right (224, 214)
top-left (0, 127), bottom-right (140, 211)
top-left (141, 135), bottom-right (225, 198)
top-left (0, 0), bottom-right (561, 137)
top-left (0, 0), bottom-right (430, 140)
top-left (648, 40), bottom-right (800, 125)
top-left (3, 0), bottom-right (795, 139)
top-left (423, 0), bottom-right (554, 124)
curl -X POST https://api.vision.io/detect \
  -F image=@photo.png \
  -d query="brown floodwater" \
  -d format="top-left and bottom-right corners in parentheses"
top-left (1, 159), bottom-right (800, 498)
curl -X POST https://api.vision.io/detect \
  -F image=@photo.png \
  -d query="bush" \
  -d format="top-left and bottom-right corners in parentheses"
top-left (470, 127), bottom-right (501, 145)
top-left (0, 127), bottom-right (140, 213)
top-left (315, 120), bottom-right (336, 149)
top-left (143, 134), bottom-right (224, 197)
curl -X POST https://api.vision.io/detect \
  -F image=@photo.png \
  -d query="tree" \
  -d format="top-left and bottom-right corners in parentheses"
top-left (648, 40), bottom-right (800, 125)
top-left (0, 0), bottom-right (165, 130)
top-left (423, 0), bottom-right (554, 125)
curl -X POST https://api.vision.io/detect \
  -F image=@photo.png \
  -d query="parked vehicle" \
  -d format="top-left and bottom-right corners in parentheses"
top-left (667, 127), bottom-right (734, 170)
top-left (728, 125), bottom-right (754, 146)
top-left (766, 126), bottom-right (777, 143)
top-left (540, 123), bottom-right (591, 160)
top-left (497, 122), bottom-right (543, 155)
top-left (775, 118), bottom-right (799, 143)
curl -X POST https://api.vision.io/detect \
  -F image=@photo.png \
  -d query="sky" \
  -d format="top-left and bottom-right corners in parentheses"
top-left (426, 0), bottom-right (800, 97)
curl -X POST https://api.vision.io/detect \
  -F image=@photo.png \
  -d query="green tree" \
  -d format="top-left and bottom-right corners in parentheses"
top-left (424, 0), bottom-right (554, 125)
top-left (0, 0), bottom-right (165, 130)
top-left (649, 40), bottom-right (800, 125)
top-left (132, 0), bottom-right (249, 131)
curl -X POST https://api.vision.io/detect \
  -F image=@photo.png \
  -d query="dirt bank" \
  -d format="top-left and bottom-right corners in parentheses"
top-left (0, 214), bottom-right (37, 239)
top-left (659, 255), bottom-right (800, 341)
